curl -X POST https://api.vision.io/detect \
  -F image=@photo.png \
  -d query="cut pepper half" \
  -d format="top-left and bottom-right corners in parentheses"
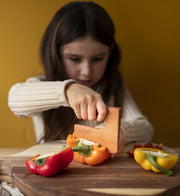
top-left (66, 133), bottom-right (110, 165)
top-left (134, 147), bottom-right (178, 176)
top-left (26, 147), bottom-right (74, 177)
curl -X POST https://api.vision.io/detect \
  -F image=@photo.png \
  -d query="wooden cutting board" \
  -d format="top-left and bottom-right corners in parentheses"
top-left (0, 141), bottom-right (180, 196)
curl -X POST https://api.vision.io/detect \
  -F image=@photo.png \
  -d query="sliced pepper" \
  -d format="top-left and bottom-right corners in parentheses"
top-left (26, 147), bottom-right (74, 177)
top-left (127, 143), bottom-right (163, 158)
top-left (66, 133), bottom-right (110, 166)
top-left (134, 147), bottom-right (178, 176)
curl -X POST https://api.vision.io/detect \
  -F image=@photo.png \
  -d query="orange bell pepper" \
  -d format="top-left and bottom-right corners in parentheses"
top-left (66, 133), bottom-right (110, 166)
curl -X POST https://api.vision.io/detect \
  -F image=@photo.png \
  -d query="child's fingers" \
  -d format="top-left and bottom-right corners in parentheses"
top-left (96, 99), bottom-right (107, 122)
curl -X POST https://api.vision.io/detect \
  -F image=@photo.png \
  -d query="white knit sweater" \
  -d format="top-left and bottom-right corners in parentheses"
top-left (8, 75), bottom-right (154, 144)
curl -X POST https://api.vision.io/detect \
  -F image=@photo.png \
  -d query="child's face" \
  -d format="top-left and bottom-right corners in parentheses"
top-left (60, 36), bottom-right (110, 87)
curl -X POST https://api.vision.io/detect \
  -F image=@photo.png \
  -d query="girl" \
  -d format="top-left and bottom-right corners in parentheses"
top-left (8, 1), bottom-right (153, 150)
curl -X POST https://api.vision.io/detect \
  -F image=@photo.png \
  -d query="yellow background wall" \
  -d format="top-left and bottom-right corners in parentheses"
top-left (0, 0), bottom-right (179, 148)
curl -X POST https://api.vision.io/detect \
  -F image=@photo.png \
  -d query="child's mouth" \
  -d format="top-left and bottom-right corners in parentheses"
top-left (78, 80), bottom-right (91, 86)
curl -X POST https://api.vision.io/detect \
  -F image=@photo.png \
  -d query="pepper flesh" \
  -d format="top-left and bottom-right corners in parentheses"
top-left (66, 133), bottom-right (110, 165)
top-left (134, 147), bottom-right (178, 176)
top-left (26, 154), bottom-right (40, 174)
top-left (26, 147), bottom-right (74, 177)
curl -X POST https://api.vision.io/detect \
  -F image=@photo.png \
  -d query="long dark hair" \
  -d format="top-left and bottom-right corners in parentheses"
top-left (40, 1), bottom-right (124, 142)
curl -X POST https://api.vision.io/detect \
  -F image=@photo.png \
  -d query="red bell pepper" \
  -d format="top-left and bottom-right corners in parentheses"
top-left (26, 147), bottom-right (74, 177)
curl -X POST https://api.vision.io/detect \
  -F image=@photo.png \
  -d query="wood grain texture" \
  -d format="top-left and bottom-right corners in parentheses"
top-left (0, 143), bottom-right (180, 195)
top-left (74, 107), bottom-right (121, 153)
top-left (0, 155), bottom-right (180, 195)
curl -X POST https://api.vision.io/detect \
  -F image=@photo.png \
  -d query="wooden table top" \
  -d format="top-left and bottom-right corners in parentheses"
top-left (0, 142), bottom-right (180, 196)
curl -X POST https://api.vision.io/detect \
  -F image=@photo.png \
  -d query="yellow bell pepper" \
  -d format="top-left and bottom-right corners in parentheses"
top-left (134, 147), bottom-right (178, 176)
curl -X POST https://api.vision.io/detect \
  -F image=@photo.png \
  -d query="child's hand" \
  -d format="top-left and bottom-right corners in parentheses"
top-left (65, 83), bottom-right (107, 122)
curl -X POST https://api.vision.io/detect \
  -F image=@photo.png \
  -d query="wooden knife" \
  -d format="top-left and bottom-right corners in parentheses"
top-left (74, 107), bottom-right (122, 153)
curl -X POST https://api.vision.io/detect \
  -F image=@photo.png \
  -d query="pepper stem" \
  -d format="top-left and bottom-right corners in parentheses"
top-left (34, 158), bottom-right (46, 166)
top-left (146, 153), bottom-right (173, 176)
top-left (72, 141), bottom-right (92, 156)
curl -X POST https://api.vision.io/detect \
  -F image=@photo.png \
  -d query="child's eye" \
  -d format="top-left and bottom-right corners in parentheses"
top-left (69, 58), bottom-right (80, 62)
top-left (93, 57), bottom-right (103, 62)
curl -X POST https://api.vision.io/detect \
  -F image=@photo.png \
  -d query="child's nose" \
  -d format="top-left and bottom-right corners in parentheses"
top-left (80, 61), bottom-right (91, 76)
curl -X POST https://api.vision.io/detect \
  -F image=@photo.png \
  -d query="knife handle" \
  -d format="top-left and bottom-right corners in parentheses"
top-left (74, 107), bottom-right (122, 153)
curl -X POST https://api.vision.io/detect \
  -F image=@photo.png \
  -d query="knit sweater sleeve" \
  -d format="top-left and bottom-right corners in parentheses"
top-left (8, 76), bottom-right (76, 118)
top-left (121, 85), bottom-right (154, 144)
